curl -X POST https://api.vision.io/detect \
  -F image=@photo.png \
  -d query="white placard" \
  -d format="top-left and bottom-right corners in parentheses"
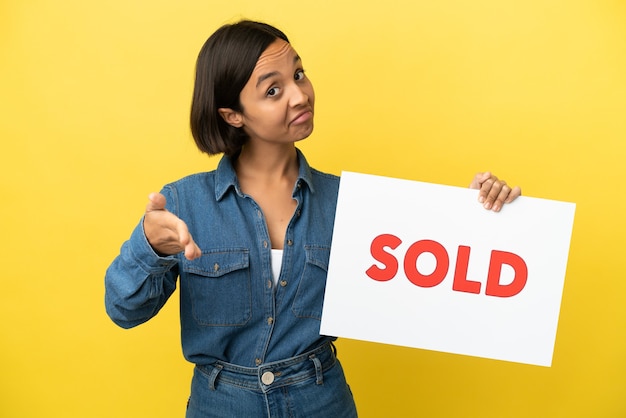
top-left (320, 171), bottom-right (576, 367)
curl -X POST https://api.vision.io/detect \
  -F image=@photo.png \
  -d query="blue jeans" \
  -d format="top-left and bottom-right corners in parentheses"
top-left (186, 342), bottom-right (358, 417)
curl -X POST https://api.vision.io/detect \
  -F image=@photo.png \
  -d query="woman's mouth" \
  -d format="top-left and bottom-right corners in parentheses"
top-left (290, 110), bottom-right (313, 126)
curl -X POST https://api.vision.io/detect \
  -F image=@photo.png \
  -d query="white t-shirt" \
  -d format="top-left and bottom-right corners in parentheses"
top-left (271, 249), bottom-right (283, 285)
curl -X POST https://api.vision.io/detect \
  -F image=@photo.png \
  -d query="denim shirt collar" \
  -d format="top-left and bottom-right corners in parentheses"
top-left (214, 148), bottom-right (315, 201)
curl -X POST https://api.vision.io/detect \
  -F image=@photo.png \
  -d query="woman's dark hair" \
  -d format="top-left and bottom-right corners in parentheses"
top-left (190, 20), bottom-right (289, 156)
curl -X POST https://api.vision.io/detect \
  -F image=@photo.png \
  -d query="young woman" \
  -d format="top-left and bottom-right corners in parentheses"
top-left (105, 20), bottom-right (521, 418)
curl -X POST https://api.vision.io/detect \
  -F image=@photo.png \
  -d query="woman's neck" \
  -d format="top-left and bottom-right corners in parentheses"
top-left (234, 144), bottom-right (299, 185)
top-left (233, 143), bottom-right (299, 250)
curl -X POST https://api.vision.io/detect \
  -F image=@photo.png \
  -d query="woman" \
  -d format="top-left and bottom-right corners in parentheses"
top-left (105, 20), bottom-right (520, 417)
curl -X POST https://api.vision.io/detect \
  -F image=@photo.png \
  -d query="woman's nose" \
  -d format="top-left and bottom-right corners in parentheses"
top-left (289, 84), bottom-right (309, 107)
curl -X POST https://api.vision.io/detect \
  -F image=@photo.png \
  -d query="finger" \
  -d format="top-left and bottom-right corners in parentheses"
top-left (146, 192), bottom-right (167, 212)
top-left (469, 171), bottom-right (491, 190)
top-left (177, 222), bottom-right (201, 260)
top-left (477, 174), bottom-right (499, 203)
top-left (478, 175), bottom-right (499, 205)
top-left (184, 240), bottom-right (202, 260)
top-left (504, 186), bottom-right (522, 203)
top-left (175, 219), bottom-right (193, 246)
top-left (491, 183), bottom-right (512, 212)
top-left (174, 219), bottom-right (202, 258)
top-left (482, 179), bottom-right (505, 210)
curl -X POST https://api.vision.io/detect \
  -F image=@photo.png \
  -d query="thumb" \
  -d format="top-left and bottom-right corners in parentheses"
top-left (146, 192), bottom-right (167, 212)
top-left (469, 172), bottom-right (491, 189)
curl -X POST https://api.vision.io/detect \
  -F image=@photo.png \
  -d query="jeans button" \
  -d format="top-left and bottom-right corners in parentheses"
top-left (261, 371), bottom-right (275, 385)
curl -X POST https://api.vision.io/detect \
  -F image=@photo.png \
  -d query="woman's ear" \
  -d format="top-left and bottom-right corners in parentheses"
top-left (218, 108), bottom-right (244, 128)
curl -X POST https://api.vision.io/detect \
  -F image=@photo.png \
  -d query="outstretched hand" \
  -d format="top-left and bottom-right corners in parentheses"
top-left (144, 192), bottom-right (202, 260)
top-left (470, 172), bottom-right (521, 212)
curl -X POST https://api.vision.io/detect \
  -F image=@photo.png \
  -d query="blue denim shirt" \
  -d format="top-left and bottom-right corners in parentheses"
top-left (105, 149), bottom-right (339, 367)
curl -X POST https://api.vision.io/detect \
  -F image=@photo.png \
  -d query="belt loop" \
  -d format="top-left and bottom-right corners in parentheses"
top-left (309, 354), bottom-right (323, 385)
top-left (208, 364), bottom-right (223, 391)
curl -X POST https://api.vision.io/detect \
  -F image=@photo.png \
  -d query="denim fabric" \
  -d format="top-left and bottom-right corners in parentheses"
top-left (186, 342), bottom-right (357, 418)
top-left (105, 149), bottom-right (340, 368)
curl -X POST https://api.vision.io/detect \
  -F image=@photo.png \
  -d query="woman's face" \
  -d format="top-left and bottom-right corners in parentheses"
top-left (224, 39), bottom-right (315, 147)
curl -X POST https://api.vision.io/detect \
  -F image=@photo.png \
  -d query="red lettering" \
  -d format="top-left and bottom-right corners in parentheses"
top-left (485, 250), bottom-right (528, 297)
top-left (365, 235), bottom-right (527, 298)
top-left (404, 240), bottom-right (448, 288)
top-left (366, 234), bottom-right (402, 282)
top-left (452, 245), bottom-right (482, 294)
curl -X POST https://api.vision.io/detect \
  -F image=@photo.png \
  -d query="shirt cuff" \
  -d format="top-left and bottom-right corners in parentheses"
top-left (127, 215), bottom-right (179, 273)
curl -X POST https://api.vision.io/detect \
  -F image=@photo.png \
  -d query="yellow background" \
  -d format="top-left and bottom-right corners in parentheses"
top-left (1, 0), bottom-right (624, 416)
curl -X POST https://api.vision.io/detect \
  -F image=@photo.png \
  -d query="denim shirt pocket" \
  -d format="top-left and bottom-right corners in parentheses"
top-left (182, 248), bottom-right (251, 326)
top-left (291, 245), bottom-right (330, 321)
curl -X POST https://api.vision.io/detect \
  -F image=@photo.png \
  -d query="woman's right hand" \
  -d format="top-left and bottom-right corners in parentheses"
top-left (144, 192), bottom-right (202, 260)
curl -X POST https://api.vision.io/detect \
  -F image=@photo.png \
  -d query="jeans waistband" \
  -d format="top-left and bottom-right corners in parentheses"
top-left (196, 342), bottom-right (337, 393)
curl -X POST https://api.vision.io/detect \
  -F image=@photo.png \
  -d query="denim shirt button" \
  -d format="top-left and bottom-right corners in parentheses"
top-left (266, 280), bottom-right (272, 289)
top-left (287, 239), bottom-right (293, 246)
top-left (280, 280), bottom-right (287, 287)
top-left (263, 240), bottom-right (268, 248)
top-left (267, 317), bottom-right (274, 325)
top-left (255, 358), bottom-right (262, 366)
top-left (213, 263), bottom-right (219, 272)
top-left (261, 371), bottom-right (275, 385)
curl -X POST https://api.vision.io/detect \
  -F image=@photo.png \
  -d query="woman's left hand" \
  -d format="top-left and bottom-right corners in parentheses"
top-left (469, 172), bottom-right (522, 212)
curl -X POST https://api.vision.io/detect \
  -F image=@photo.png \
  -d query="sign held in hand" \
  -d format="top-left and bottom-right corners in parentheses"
top-left (320, 172), bottom-right (576, 367)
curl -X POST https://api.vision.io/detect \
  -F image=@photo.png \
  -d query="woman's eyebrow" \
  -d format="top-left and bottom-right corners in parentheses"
top-left (256, 71), bottom-right (279, 87)
top-left (255, 55), bottom-right (302, 87)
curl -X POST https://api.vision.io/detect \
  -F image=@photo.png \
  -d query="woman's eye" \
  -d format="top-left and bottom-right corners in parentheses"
top-left (294, 70), bottom-right (305, 81)
top-left (267, 87), bottom-right (279, 97)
